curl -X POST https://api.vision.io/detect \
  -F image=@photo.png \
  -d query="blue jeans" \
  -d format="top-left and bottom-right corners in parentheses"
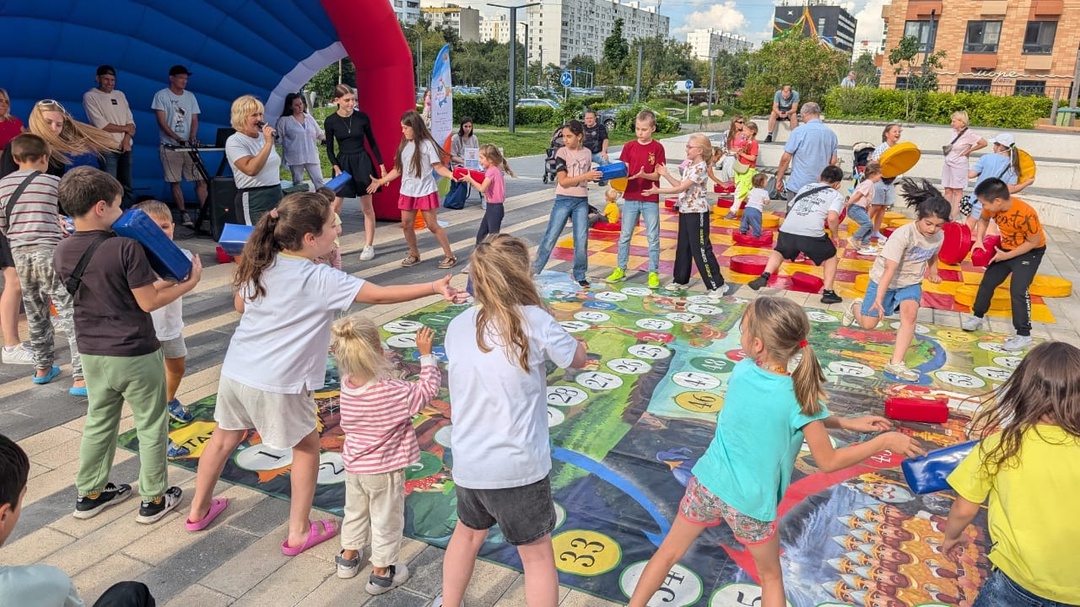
top-left (616, 200), bottom-right (661, 273)
top-left (847, 204), bottom-right (874, 245)
top-left (533, 195), bottom-right (589, 281)
top-left (101, 151), bottom-right (134, 207)
top-left (973, 569), bottom-right (1071, 607)
top-left (740, 207), bottom-right (762, 238)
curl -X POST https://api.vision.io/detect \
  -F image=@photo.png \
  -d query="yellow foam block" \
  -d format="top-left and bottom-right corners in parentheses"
top-left (954, 284), bottom-right (1010, 312)
top-left (1030, 274), bottom-right (1072, 298)
top-left (885, 217), bottom-right (912, 229)
top-left (762, 213), bottom-right (781, 229)
top-left (854, 273), bottom-right (870, 292)
top-left (884, 211), bottom-right (906, 223)
top-left (923, 280), bottom-right (961, 295)
top-left (715, 217), bottom-right (742, 229)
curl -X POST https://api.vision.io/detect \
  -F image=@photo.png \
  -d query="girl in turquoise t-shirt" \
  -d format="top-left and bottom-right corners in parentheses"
top-left (628, 296), bottom-right (923, 607)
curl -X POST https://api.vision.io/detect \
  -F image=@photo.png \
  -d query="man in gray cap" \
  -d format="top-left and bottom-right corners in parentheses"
top-left (151, 65), bottom-right (205, 227)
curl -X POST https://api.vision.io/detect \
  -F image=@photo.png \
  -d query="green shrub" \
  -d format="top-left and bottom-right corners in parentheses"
top-left (516, 106), bottom-right (557, 126)
top-left (736, 84), bottom-right (777, 116)
top-left (822, 87), bottom-right (1052, 129)
top-left (452, 95), bottom-right (493, 125)
top-left (614, 104), bottom-right (681, 134)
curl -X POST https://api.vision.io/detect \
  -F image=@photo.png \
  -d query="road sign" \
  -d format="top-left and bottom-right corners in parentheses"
top-left (561, 71), bottom-right (573, 87)
top-left (685, 80), bottom-right (694, 91)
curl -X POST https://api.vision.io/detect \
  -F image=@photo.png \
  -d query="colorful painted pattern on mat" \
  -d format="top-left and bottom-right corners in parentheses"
top-left (550, 206), bottom-right (1058, 323)
top-left (121, 272), bottom-right (1025, 606)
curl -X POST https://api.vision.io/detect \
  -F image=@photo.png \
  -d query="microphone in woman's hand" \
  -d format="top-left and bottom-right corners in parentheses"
top-left (255, 121), bottom-right (266, 129)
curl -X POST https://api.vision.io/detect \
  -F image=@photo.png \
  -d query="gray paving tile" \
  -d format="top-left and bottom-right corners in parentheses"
top-left (225, 495), bottom-right (293, 536)
top-left (135, 525), bottom-right (259, 603)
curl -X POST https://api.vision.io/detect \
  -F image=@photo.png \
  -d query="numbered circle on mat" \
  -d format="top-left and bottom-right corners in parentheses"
top-left (827, 361), bottom-right (875, 378)
top-left (594, 291), bottom-right (628, 302)
top-left (666, 312), bottom-right (703, 324)
top-left (383, 319), bottom-right (424, 333)
top-left (686, 303), bottom-right (723, 316)
top-left (606, 358), bottom-right (652, 375)
top-left (553, 530), bottom-right (622, 576)
top-left (576, 371), bottom-right (624, 391)
top-left (672, 372), bottom-right (722, 390)
top-left (619, 561), bottom-right (703, 606)
top-left (547, 385), bottom-right (588, 407)
top-left (675, 391), bottom-right (723, 413)
top-left (316, 452), bottom-right (346, 485)
top-left (974, 366), bottom-right (1012, 382)
top-left (621, 287), bottom-right (653, 297)
top-left (386, 333), bottom-right (417, 349)
top-left (636, 318), bottom-right (674, 331)
top-left (560, 320), bottom-right (592, 333)
top-left (575, 310), bottom-right (611, 323)
top-left (710, 583), bottom-right (793, 607)
top-left (628, 344), bottom-right (672, 360)
top-left (933, 370), bottom-right (987, 389)
top-left (547, 407), bottom-right (565, 427)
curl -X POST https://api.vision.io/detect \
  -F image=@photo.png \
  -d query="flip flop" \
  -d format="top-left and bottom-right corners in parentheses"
top-left (185, 497), bottom-right (229, 532)
top-left (281, 519), bottom-right (338, 557)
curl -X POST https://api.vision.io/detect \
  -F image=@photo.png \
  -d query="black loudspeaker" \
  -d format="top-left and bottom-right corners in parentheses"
top-left (210, 177), bottom-right (238, 241)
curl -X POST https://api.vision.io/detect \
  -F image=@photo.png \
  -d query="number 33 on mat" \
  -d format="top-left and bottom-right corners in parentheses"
top-left (553, 530), bottom-right (622, 576)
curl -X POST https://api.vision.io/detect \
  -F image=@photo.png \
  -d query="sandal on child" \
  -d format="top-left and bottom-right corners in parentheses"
top-left (32, 366), bottom-right (61, 385)
top-left (185, 497), bottom-right (229, 532)
top-left (438, 256), bottom-right (457, 269)
top-left (401, 255), bottom-right (421, 267)
top-left (281, 519), bottom-right (338, 556)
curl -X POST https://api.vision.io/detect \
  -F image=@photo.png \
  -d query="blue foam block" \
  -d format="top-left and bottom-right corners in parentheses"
top-left (218, 223), bottom-right (254, 257)
top-left (111, 210), bottom-right (193, 282)
top-left (326, 171), bottom-right (352, 193)
top-left (901, 440), bottom-right (977, 494)
top-left (598, 162), bottom-right (627, 180)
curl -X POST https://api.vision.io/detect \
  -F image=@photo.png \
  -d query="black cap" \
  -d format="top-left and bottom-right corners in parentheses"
top-left (96, 65), bottom-right (116, 77)
top-left (169, 65), bottom-right (191, 76)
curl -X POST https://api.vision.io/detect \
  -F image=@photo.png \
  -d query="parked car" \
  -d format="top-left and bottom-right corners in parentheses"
top-left (517, 98), bottom-right (562, 110)
top-left (597, 105), bottom-right (630, 131)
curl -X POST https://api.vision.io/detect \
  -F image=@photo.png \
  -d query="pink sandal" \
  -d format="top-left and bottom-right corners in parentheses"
top-left (185, 497), bottom-right (229, 532)
top-left (281, 519), bottom-right (338, 556)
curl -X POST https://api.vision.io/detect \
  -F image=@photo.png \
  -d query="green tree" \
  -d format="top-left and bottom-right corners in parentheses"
top-left (853, 52), bottom-right (879, 87)
top-left (567, 55), bottom-right (598, 87)
top-left (741, 31), bottom-right (849, 112)
top-left (306, 58), bottom-right (356, 104)
top-left (603, 18), bottom-right (630, 70)
top-left (888, 35), bottom-right (946, 92)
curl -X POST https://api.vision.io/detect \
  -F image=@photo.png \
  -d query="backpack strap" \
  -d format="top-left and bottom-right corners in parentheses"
top-left (788, 185), bottom-right (832, 209)
top-left (3, 171), bottom-right (42, 233)
top-left (65, 233), bottom-right (112, 295)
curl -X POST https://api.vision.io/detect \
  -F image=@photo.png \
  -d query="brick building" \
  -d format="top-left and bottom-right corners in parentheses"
top-left (881, 0), bottom-right (1080, 99)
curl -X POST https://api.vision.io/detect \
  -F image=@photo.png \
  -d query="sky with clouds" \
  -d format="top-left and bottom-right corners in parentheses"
top-left (661, 0), bottom-right (888, 48)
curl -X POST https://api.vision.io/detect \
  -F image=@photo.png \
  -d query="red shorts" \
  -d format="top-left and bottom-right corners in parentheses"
top-left (398, 192), bottom-right (440, 211)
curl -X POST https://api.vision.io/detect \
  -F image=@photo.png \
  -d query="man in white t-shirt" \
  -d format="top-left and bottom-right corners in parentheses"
top-left (748, 165), bottom-right (846, 304)
top-left (83, 65), bottom-right (136, 202)
top-left (151, 65), bottom-right (206, 227)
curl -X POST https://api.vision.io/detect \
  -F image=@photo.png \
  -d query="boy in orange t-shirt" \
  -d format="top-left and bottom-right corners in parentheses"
top-left (961, 177), bottom-right (1046, 351)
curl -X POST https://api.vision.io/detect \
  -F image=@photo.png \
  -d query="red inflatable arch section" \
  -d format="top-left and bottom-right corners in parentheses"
top-left (321, 0), bottom-right (415, 221)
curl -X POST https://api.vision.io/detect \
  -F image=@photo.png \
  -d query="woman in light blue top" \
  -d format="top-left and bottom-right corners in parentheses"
top-left (965, 132), bottom-right (1033, 232)
top-left (275, 92), bottom-right (325, 188)
top-left (628, 297), bottom-right (923, 607)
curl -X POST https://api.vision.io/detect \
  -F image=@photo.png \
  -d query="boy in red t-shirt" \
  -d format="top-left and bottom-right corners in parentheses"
top-left (606, 110), bottom-right (667, 288)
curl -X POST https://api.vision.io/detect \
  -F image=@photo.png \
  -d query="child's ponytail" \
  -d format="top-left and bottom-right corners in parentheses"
top-left (233, 192), bottom-right (332, 300)
top-left (744, 297), bottom-right (825, 415)
top-left (479, 144), bottom-right (515, 178)
top-left (898, 178), bottom-right (950, 222)
top-left (1009, 145), bottom-right (1022, 179)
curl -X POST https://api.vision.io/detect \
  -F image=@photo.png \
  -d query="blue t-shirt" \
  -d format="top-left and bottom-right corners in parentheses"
top-left (783, 119), bottom-right (838, 193)
top-left (972, 153), bottom-right (1017, 189)
top-left (151, 88), bottom-right (201, 145)
top-left (691, 359), bottom-right (830, 522)
top-left (773, 89), bottom-right (800, 109)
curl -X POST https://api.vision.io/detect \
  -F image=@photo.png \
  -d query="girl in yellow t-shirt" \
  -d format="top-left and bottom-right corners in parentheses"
top-left (943, 341), bottom-right (1080, 606)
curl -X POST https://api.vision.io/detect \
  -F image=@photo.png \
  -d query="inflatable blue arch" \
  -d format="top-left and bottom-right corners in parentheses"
top-left (0, 0), bottom-right (414, 218)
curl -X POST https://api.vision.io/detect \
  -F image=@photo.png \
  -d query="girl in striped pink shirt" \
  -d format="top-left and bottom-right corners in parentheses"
top-left (330, 315), bottom-right (440, 595)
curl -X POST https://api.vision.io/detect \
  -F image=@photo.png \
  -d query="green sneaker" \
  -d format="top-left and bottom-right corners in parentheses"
top-left (647, 272), bottom-right (660, 289)
top-left (605, 268), bottom-right (626, 283)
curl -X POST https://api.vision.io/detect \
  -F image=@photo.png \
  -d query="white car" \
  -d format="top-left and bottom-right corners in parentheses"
top-left (517, 98), bottom-right (562, 110)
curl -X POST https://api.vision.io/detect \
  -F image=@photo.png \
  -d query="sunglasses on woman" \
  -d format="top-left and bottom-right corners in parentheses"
top-left (36, 99), bottom-right (69, 114)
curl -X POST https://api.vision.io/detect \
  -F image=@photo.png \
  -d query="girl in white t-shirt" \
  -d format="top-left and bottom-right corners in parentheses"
top-left (842, 179), bottom-right (948, 382)
top-left (437, 234), bottom-right (587, 607)
top-left (369, 110), bottom-right (457, 269)
top-left (184, 192), bottom-right (463, 557)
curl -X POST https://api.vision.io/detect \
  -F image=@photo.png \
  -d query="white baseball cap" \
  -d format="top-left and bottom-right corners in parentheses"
top-left (990, 133), bottom-right (1015, 148)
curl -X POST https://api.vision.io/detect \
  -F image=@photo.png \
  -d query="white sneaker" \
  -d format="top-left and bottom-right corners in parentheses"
top-left (2, 343), bottom-right (35, 365)
top-left (1003, 334), bottom-right (1033, 352)
top-left (884, 362), bottom-right (920, 382)
top-left (857, 245), bottom-right (879, 256)
top-left (664, 282), bottom-right (688, 292)
top-left (842, 299), bottom-right (861, 326)
top-left (961, 315), bottom-right (985, 332)
top-left (359, 246), bottom-right (375, 261)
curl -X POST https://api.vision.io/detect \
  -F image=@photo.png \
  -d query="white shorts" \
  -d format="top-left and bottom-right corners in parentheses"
top-left (160, 335), bottom-right (187, 359)
top-left (214, 375), bottom-right (316, 450)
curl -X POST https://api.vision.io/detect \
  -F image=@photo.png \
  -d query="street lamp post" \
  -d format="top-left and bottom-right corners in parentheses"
top-left (521, 22), bottom-right (529, 92)
top-left (405, 29), bottom-right (423, 93)
top-left (490, 2), bottom-right (540, 133)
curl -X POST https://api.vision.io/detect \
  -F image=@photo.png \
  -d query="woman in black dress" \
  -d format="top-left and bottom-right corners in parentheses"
top-left (324, 84), bottom-right (385, 261)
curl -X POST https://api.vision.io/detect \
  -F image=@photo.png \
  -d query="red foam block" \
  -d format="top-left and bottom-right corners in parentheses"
top-left (452, 167), bottom-right (486, 183)
top-left (939, 222), bottom-right (973, 266)
top-left (730, 255), bottom-right (769, 275)
top-left (665, 198), bottom-right (679, 209)
top-left (971, 235), bottom-right (1001, 267)
top-left (716, 196), bottom-right (735, 208)
top-left (592, 221), bottom-right (621, 232)
top-left (885, 396), bottom-right (949, 423)
top-left (714, 183), bottom-right (735, 194)
top-left (215, 246), bottom-right (232, 264)
top-left (732, 231), bottom-right (775, 247)
top-left (791, 272), bottom-right (824, 292)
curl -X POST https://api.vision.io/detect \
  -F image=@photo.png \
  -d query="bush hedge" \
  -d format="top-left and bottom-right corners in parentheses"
top-left (614, 104), bottom-right (681, 134)
top-left (821, 87), bottom-right (1052, 129)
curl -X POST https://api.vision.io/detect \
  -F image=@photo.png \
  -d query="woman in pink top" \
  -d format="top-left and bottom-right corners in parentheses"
top-left (462, 143), bottom-right (514, 244)
top-left (0, 89), bottom-right (23, 150)
top-left (940, 111), bottom-right (986, 220)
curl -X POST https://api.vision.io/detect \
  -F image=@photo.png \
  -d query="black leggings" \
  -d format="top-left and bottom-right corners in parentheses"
top-left (674, 212), bottom-right (724, 290)
top-left (476, 203), bottom-right (505, 244)
top-left (973, 247), bottom-right (1045, 336)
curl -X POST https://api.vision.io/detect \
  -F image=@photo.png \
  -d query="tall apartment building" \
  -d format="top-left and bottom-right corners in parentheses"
top-left (390, 0), bottom-right (421, 24)
top-left (881, 0), bottom-right (1079, 98)
top-left (421, 4), bottom-right (481, 42)
top-left (479, 13), bottom-right (527, 45)
top-left (686, 28), bottom-right (754, 60)
top-left (773, 0), bottom-right (858, 53)
top-left (525, 0), bottom-right (670, 68)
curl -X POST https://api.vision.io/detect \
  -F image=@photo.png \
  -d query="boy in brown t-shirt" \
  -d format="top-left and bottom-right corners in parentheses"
top-left (54, 167), bottom-right (202, 524)
top-left (961, 177), bottom-right (1046, 351)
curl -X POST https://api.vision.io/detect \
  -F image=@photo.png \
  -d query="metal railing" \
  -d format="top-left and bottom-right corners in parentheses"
top-left (881, 80), bottom-right (1072, 99)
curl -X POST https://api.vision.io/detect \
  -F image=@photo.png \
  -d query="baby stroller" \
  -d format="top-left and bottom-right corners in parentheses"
top-left (542, 127), bottom-right (566, 184)
top-left (851, 141), bottom-right (877, 185)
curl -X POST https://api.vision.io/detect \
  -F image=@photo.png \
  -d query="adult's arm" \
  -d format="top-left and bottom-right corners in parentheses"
top-left (155, 110), bottom-right (183, 143)
top-left (189, 114), bottom-right (199, 144)
top-left (231, 131), bottom-right (276, 177)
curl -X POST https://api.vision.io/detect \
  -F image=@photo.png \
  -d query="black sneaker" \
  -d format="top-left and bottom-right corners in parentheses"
top-left (821, 290), bottom-right (843, 304)
top-left (748, 273), bottom-right (769, 291)
top-left (365, 563), bottom-right (410, 595)
top-left (765, 134), bottom-right (773, 143)
top-left (74, 482), bottom-right (133, 519)
top-left (136, 486), bottom-right (183, 524)
top-left (577, 279), bottom-right (590, 288)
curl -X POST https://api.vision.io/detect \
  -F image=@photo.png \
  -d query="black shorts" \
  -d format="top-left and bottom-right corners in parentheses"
top-left (455, 475), bottom-right (555, 546)
top-left (335, 151), bottom-right (375, 199)
top-left (775, 231), bottom-right (837, 266)
top-left (0, 233), bottom-right (13, 269)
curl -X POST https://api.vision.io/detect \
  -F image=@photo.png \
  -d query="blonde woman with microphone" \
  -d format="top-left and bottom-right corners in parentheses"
top-left (226, 95), bottom-right (283, 226)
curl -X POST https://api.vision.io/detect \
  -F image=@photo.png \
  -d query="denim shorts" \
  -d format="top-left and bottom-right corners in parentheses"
top-left (456, 475), bottom-right (556, 545)
top-left (861, 280), bottom-right (922, 318)
top-left (973, 568), bottom-right (1074, 607)
top-left (679, 477), bottom-right (776, 545)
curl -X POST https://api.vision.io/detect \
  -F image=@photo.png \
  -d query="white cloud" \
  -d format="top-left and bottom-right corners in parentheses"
top-left (673, 1), bottom-right (749, 36)
top-left (852, 0), bottom-right (888, 49)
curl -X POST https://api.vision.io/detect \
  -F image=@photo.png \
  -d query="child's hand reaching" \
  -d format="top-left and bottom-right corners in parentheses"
top-left (366, 177), bottom-right (381, 194)
top-left (415, 326), bottom-right (434, 356)
top-left (882, 431), bottom-right (926, 458)
top-left (843, 415), bottom-right (892, 433)
top-left (942, 533), bottom-right (970, 561)
top-left (642, 186), bottom-right (660, 197)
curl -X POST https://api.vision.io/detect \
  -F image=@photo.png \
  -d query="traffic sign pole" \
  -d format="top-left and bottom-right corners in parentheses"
top-left (562, 70), bottom-right (572, 105)
top-left (685, 79), bottom-right (694, 127)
